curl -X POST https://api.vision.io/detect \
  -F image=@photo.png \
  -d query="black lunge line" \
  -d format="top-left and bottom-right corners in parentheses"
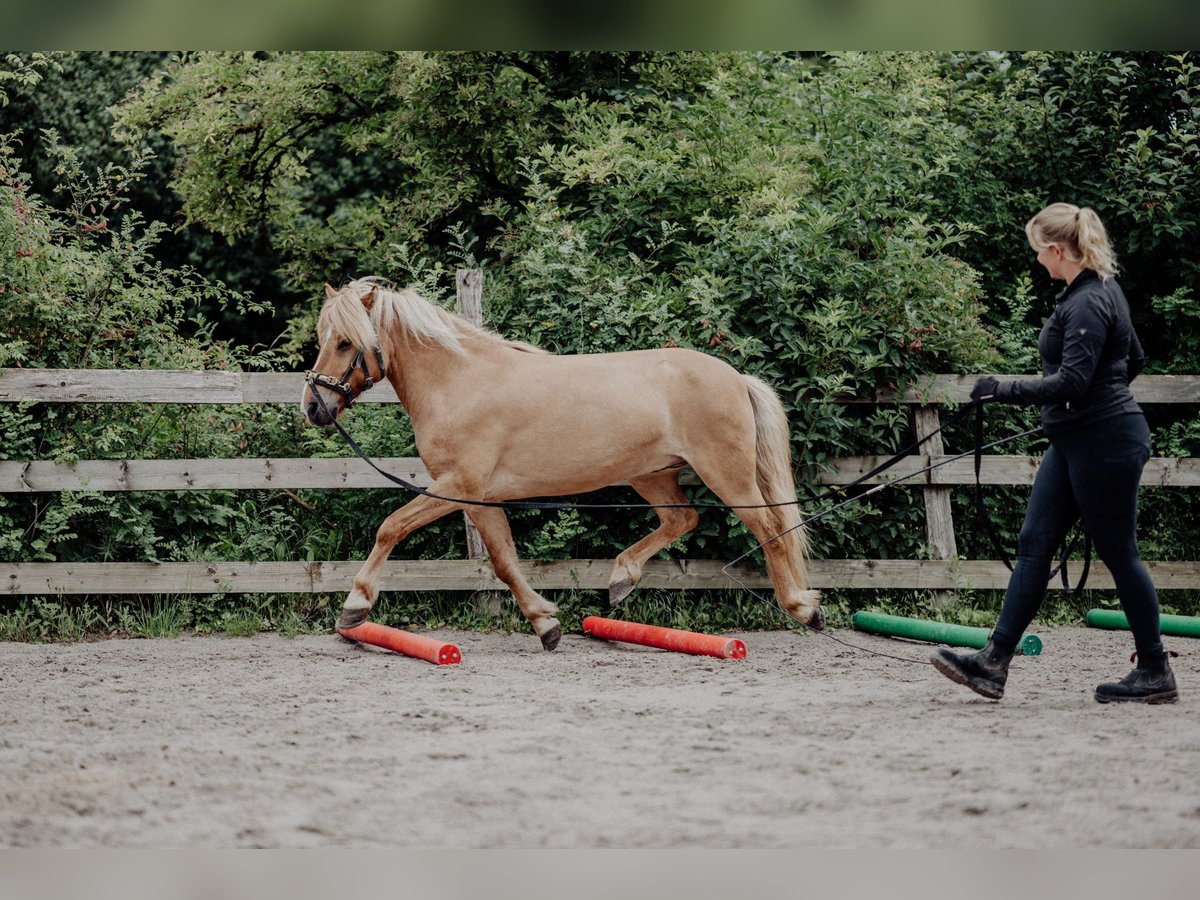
top-left (310, 382), bottom-right (981, 512)
top-left (310, 383), bottom-right (1044, 664)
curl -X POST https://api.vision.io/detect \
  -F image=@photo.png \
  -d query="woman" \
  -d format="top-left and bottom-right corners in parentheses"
top-left (930, 202), bottom-right (1177, 704)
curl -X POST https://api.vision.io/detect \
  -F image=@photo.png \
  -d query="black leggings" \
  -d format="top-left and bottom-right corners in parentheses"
top-left (991, 412), bottom-right (1164, 661)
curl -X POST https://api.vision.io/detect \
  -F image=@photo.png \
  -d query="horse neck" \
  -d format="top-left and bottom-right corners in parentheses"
top-left (382, 330), bottom-right (492, 418)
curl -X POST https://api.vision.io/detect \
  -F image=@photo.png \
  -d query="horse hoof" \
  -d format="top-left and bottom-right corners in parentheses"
top-left (807, 607), bottom-right (826, 631)
top-left (608, 578), bottom-right (635, 607)
top-left (539, 624), bottom-right (562, 652)
top-left (337, 608), bottom-right (369, 630)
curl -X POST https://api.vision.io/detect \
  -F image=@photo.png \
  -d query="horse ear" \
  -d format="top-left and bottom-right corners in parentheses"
top-left (324, 283), bottom-right (337, 300)
top-left (361, 286), bottom-right (377, 312)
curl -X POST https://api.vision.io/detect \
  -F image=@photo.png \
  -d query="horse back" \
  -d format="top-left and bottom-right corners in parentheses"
top-left (411, 345), bottom-right (757, 498)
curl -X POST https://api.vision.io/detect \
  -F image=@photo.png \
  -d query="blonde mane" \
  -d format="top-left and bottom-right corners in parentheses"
top-left (319, 277), bottom-right (545, 357)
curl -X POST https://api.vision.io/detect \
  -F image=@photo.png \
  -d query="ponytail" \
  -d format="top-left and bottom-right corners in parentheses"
top-left (1025, 202), bottom-right (1119, 279)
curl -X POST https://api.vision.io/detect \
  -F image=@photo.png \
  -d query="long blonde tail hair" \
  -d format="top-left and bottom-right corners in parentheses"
top-left (743, 375), bottom-right (811, 579)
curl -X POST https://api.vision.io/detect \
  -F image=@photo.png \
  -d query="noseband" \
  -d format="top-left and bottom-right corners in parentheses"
top-left (305, 346), bottom-right (387, 404)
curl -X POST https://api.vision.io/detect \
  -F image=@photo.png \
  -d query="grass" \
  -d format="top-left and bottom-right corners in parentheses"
top-left (1, 587), bottom-right (1198, 643)
top-left (119, 598), bottom-right (186, 638)
top-left (219, 611), bottom-right (264, 637)
top-left (0, 598), bottom-right (104, 642)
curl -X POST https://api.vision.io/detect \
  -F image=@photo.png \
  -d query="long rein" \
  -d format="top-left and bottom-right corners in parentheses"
top-left (305, 357), bottom-right (1050, 664)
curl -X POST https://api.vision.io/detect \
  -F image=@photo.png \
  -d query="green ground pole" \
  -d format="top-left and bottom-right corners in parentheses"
top-left (851, 611), bottom-right (1043, 656)
top-left (1086, 608), bottom-right (1200, 638)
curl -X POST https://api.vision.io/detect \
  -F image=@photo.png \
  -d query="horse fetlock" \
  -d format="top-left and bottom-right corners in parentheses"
top-left (783, 589), bottom-right (823, 630)
top-left (343, 585), bottom-right (375, 611)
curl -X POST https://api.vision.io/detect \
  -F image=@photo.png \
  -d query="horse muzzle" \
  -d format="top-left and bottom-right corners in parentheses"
top-left (304, 371), bottom-right (353, 426)
top-left (304, 396), bottom-right (338, 427)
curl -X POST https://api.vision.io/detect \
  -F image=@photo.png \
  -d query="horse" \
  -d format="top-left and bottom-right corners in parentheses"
top-left (301, 277), bottom-right (823, 650)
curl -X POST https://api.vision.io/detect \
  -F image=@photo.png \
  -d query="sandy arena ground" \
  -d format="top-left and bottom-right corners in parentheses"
top-left (1, 624), bottom-right (1197, 849)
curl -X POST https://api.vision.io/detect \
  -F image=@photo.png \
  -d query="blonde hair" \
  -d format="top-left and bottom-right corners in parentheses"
top-left (319, 277), bottom-right (547, 357)
top-left (1025, 203), bottom-right (1118, 279)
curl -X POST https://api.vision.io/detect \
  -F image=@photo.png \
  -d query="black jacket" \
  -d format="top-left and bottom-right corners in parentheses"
top-left (994, 269), bottom-right (1145, 434)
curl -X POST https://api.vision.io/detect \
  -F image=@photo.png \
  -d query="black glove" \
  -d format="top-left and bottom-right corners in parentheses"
top-left (970, 376), bottom-right (1001, 402)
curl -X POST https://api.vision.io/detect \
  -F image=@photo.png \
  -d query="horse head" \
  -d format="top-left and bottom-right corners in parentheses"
top-left (302, 282), bottom-right (388, 427)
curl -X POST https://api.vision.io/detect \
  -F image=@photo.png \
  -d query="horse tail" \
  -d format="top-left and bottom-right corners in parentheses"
top-left (743, 375), bottom-right (812, 584)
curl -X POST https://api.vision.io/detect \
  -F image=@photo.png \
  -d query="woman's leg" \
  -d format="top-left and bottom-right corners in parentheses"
top-left (1065, 415), bottom-right (1164, 661)
top-left (989, 442), bottom-right (1079, 654)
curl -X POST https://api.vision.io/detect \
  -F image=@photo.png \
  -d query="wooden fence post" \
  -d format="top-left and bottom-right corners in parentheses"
top-left (456, 268), bottom-right (502, 617)
top-left (913, 405), bottom-right (959, 610)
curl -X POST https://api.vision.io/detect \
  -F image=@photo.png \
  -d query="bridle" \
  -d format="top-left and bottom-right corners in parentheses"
top-left (305, 345), bottom-right (387, 405)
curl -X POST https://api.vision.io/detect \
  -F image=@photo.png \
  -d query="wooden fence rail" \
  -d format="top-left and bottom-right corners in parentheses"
top-left (3, 366), bottom-right (1198, 597)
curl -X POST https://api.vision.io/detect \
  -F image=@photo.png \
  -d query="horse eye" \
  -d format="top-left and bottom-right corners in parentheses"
top-left (336, 340), bottom-right (353, 351)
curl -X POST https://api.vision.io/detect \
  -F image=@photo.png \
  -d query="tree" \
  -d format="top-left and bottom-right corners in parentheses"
top-left (933, 51), bottom-right (1200, 373)
top-left (0, 51), bottom-right (290, 347)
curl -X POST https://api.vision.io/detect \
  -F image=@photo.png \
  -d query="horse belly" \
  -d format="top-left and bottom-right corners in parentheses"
top-left (485, 441), bottom-right (682, 499)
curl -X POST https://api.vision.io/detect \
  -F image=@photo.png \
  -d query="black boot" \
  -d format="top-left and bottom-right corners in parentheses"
top-left (930, 639), bottom-right (1013, 700)
top-left (1095, 654), bottom-right (1178, 704)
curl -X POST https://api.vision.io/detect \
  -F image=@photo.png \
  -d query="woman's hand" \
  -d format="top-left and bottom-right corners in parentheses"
top-left (970, 375), bottom-right (1001, 402)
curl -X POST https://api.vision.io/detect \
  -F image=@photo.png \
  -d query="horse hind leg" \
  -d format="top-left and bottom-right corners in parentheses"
top-left (607, 471), bottom-right (700, 607)
top-left (751, 506), bottom-right (823, 630)
top-left (466, 505), bottom-right (562, 650)
top-left (688, 461), bottom-right (823, 630)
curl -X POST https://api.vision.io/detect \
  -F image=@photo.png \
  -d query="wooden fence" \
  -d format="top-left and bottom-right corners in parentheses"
top-left (2, 363), bottom-right (1198, 598)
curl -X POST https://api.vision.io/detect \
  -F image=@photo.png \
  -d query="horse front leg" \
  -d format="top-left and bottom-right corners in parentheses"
top-left (337, 492), bottom-right (460, 630)
top-left (465, 505), bottom-right (562, 650)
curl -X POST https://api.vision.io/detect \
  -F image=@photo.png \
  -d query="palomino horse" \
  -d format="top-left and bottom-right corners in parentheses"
top-left (301, 278), bottom-right (823, 650)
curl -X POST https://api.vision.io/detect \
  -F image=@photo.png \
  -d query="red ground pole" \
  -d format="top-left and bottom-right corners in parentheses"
top-left (582, 616), bottom-right (747, 659)
top-left (337, 621), bottom-right (462, 665)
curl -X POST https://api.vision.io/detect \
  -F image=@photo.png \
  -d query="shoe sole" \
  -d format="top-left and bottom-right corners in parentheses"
top-left (1094, 690), bottom-right (1179, 704)
top-left (930, 653), bottom-right (1004, 700)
